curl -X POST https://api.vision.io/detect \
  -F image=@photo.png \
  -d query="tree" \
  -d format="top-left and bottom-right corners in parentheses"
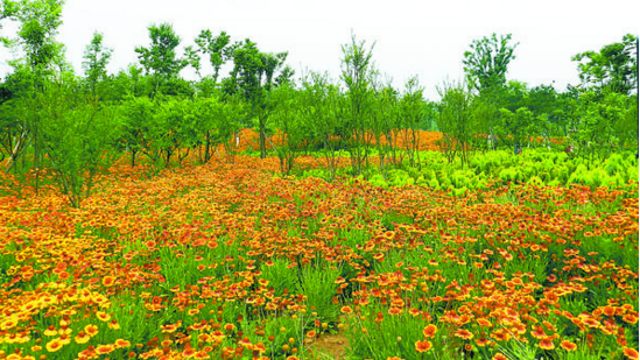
top-left (526, 84), bottom-right (566, 147)
top-left (0, 0), bottom-right (19, 46)
top-left (370, 79), bottom-right (398, 178)
top-left (135, 23), bottom-right (188, 96)
top-left (463, 33), bottom-right (519, 92)
top-left (341, 33), bottom-right (375, 176)
top-left (498, 107), bottom-right (535, 152)
top-left (436, 81), bottom-right (474, 166)
top-left (39, 79), bottom-right (121, 207)
top-left (2, 0), bottom-right (65, 193)
top-left (270, 84), bottom-right (306, 174)
top-left (194, 29), bottom-right (231, 84)
top-left (300, 71), bottom-right (345, 182)
top-left (82, 31), bottom-right (112, 95)
top-left (118, 94), bottom-right (154, 168)
top-left (225, 38), bottom-right (291, 158)
top-left (572, 34), bottom-right (638, 95)
top-left (399, 76), bottom-right (427, 168)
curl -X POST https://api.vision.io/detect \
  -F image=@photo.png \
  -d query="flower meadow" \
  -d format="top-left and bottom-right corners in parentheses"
top-left (0, 155), bottom-right (638, 360)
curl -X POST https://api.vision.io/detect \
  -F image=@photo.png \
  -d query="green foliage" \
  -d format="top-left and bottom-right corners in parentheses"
top-left (82, 31), bottom-right (112, 94)
top-left (572, 34), bottom-right (638, 95)
top-left (270, 84), bottom-right (306, 174)
top-left (193, 29), bottom-right (231, 84)
top-left (463, 33), bottom-right (519, 91)
top-left (341, 32), bottom-right (376, 177)
top-left (297, 262), bottom-right (341, 323)
top-left (260, 257), bottom-right (298, 298)
top-left (436, 80), bottom-right (475, 166)
top-left (119, 95), bottom-right (156, 167)
top-left (136, 23), bottom-right (186, 81)
top-left (39, 83), bottom-right (121, 207)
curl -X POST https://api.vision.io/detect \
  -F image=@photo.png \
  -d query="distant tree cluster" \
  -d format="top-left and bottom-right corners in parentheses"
top-left (0, 0), bottom-right (637, 206)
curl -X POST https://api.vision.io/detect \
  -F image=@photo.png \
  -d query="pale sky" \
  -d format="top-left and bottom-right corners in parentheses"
top-left (1, 0), bottom-right (638, 99)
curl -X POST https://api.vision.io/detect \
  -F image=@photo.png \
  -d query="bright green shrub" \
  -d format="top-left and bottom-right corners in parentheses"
top-left (551, 165), bottom-right (570, 184)
top-left (588, 169), bottom-right (612, 188)
top-left (428, 177), bottom-right (440, 190)
top-left (627, 165), bottom-right (639, 183)
top-left (452, 186), bottom-right (468, 197)
top-left (567, 164), bottom-right (590, 186)
top-left (526, 176), bottom-right (544, 186)
top-left (369, 174), bottom-right (389, 189)
top-left (604, 154), bottom-right (625, 176)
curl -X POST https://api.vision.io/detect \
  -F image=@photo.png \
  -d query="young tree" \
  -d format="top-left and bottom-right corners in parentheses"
top-left (300, 72), bottom-right (345, 182)
top-left (498, 106), bottom-right (535, 153)
top-left (135, 23), bottom-right (188, 96)
top-left (463, 33), bottom-right (519, 93)
top-left (436, 81), bottom-right (474, 167)
top-left (270, 84), bottom-right (306, 174)
top-left (39, 77), bottom-right (122, 207)
top-left (119, 94), bottom-right (156, 167)
top-left (0, 0), bottom-right (19, 46)
top-left (225, 39), bottom-right (292, 158)
top-left (340, 33), bottom-right (375, 177)
top-left (370, 80), bottom-right (398, 178)
top-left (572, 34), bottom-right (638, 95)
top-left (3, 0), bottom-right (65, 193)
top-left (194, 29), bottom-right (231, 84)
top-left (399, 76), bottom-right (427, 168)
top-left (82, 31), bottom-right (112, 95)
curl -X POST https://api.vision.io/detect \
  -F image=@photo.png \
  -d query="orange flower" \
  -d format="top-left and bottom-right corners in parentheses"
top-left (96, 311), bottom-right (111, 322)
top-left (161, 323), bottom-right (179, 333)
top-left (538, 337), bottom-right (555, 350)
top-left (95, 344), bottom-right (114, 355)
top-left (102, 276), bottom-right (116, 287)
top-left (475, 337), bottom-right (491, 347)
top-left (388, 308), bottom-right (402, 315)
top-left (415, 340), bottom-right (432, 353)
top-left (455, 329), bottom-right (474, 340)
top-left (74, 331), bottom-right (91, 344)
top-left (341, 306), bottom-right (353, 314)
top-left (46, 338), bottom-right (63, 352)
top-left (194, 351), bottom-right (211, 360)
top-left (623, 313), bottom-right (639, 325)
top-left (560, 340), bottom-right (577, 351)
top-left (44, 326), bottom-right (58, 337)
top-left (85, 324), bottom-right (99, 337)
top-left (144, 240), bottom-right (157, 248)
top-left (423, 324), bottom-right (437, 338)
top-left (108, 319), bottom-right (120, 330)
top-left (492, 354), bottom-right (508, 360)
top-left (115, 339), bottom-right (131, 348)
top-left (373, 253), bottom-right (385, 261)
top-left (183, 347), bottom-right (197, 358)
top-left (624, 347), bottom-right (640, 360)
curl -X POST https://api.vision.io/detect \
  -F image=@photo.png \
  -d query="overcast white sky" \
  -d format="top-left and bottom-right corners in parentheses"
top-left (1, 0), bottom-right (638, 99)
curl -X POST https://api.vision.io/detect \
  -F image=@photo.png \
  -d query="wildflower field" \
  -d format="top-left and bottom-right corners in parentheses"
top-left (0, 152), bottom-right (638, 360)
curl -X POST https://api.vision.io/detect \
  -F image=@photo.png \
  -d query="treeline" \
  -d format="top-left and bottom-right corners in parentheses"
top-left (0, 0), bottom-right (638, 206)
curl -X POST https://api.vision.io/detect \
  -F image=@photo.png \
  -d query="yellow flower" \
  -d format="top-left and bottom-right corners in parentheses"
top-left (46, 338), bottom-right (64, 352)
top-left (96, 311), bottom-right (111, 322)
top-left (75, 331), bottom-right (91, 344)
top-left (85, 324), bottom-right (99, 337)
top-left (108, 319), bottom-right (120, 330)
